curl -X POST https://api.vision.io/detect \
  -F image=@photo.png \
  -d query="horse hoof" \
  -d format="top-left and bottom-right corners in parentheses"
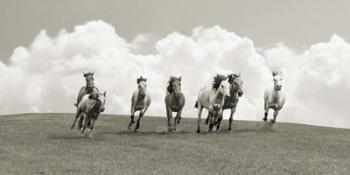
top-left (196, 129), bottom-right (200, 133)
top-left (263, 117), bottom-right (267, 122)
top-left (131, 120), bottom-right (135, 124)
top-left (133, 129), bottom-right (139, 133)
top-left (127, 125), bottom-right (132, 130)
top-left (70, 126), bottom-right (74, 129)
top-left (270, 119), bottom-right (276, 124)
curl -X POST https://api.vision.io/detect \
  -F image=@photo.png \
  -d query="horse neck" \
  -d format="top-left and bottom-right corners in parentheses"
top-left (136, 90), bottom-right (146, 101)
top-left (214, 89), bottom-right (225, 102)
top-left (229, 84), bottom-right (238, 98)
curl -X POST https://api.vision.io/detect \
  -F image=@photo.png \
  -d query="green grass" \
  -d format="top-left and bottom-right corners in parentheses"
top-left (0, 113), bottom-right (349, 175)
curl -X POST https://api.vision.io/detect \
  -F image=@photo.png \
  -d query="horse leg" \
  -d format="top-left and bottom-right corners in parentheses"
top-left (128, 110), bottom-right (136, 130)
top-left (176, 109), bottom-right (182, 124)
top-left (197, 105), bottom-right (203, 133)
top-left (216, 112), bottom-right (223, 131)
top-left (78, 113), bottom-right (85, 130)
top-left (81, 113), bottom-right (87, 134)
top-left (205, 113), bottom-right (210, 125)
top-left (263, 101), bottom-right (269, 121)
top-left (173, 113), bottom-right (177, 131)
top-left (167, 108), bottom-right (173, 132)
top-left (208, 112), bottom-right (214, 132)
top-left (228, 107), bottom-right (236, 130)
top-left (71, 110), bottom-right (81, 129)
top-left (89, 119), bottom-right (95, 138)
top-left (135, 107), bottom-right (147, 132)
top-left (271, 109), bottom-right (280, 124)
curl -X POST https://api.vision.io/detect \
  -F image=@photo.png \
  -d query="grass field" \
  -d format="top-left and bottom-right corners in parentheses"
top-left (0, 113), bottom-right (349, 175)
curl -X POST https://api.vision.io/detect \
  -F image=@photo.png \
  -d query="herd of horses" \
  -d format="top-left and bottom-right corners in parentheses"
top-left (70, 71), bottom-right (286, 137)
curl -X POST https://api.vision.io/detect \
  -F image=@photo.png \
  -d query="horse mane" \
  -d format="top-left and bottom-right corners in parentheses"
top-left (167, 76), bottom-right (180, 93)
top-left (212, 74), bottom-right (227, 90)
top-left (137, 76), bottom-right (147, 84)
top-left (227, 73), bottom-right (240, 84)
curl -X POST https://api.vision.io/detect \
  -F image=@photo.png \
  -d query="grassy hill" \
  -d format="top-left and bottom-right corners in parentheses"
top-left (0, 113), bottom-right (349, 175)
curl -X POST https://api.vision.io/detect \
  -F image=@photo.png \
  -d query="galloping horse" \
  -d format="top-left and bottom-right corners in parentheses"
top-left (264, 70), bottom-right (286, 124)
top-left (165, 76), bottom-right (185, 132)
top-left (71, 91), bottom-right (106, 137)
top-left (128, 76), bottom-right (151, 132)
top-left (220, 73), bottom-right (243, 130)
top-left (195, 75), bottom-right (230, 133)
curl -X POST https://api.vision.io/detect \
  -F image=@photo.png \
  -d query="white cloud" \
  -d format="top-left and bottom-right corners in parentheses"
top-left (0, 20), bottom-right (349, 128)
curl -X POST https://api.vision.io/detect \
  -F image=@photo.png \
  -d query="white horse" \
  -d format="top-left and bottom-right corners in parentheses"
top-left (264, 70), bottom-right (286, 124)
top-left (195, 75), bottom-right (230, 133)
top-left (128, 76), bottom-right (151, 132)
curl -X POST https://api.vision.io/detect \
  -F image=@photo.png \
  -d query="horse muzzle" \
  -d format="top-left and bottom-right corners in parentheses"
top-left (238, 91), bottom-right (243, 97)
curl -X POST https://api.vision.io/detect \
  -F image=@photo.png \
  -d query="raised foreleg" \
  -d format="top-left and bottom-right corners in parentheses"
top-left (71, 109), bottom-right (82, 129)
top-left (135, 107), bottom-right (148, 132)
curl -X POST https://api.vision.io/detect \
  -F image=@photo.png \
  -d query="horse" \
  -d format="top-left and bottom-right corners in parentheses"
top-left (263, 70), bottom-right (286, 124)
top-left (70, 91), bottom-right (106, 137)
top-left (219, 73), bottom-right (244, 131)
top-left (128, 76), bottom-right (151, 132)
top-left (195, 75), bottom-right (230, 133)
top-left (165, 76), bottom-right (185, 132)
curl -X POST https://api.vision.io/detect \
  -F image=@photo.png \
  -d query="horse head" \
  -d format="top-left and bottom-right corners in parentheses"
top-left (84, 72), bottom-right (95, 87)
top-left (272, 70), bottom-right (283, 91)
top-left (213, 75), bottom-right (230, 97)
top-left (137, 76), bottom-right (147, 96)
top-left (97, 91), bottom-right (107, 112)
top-left (169, 76), bottom-right (182, 96)
top-left (228, 73), bottom-right (243, 97)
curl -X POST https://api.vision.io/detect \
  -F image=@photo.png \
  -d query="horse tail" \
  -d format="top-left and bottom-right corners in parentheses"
top-left (194, 101), bottom-right (198, 108)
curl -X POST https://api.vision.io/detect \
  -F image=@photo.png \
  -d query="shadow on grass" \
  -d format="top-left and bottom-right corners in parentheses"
top-left (98, 129), bottom-right (194, 136)
top-left (48, 134), bottom-right (89, 140)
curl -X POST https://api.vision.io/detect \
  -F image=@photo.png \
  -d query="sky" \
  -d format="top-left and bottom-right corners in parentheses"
top-left (0, 0), bottom-right (350, 128)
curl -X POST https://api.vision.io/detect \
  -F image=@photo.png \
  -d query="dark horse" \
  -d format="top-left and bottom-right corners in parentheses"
top-left (71, 91), bottom-right (106, 137)
top-left (165, 76), bottom-right (185, 132)
top-left (212, 73), bottom-right (243, 130)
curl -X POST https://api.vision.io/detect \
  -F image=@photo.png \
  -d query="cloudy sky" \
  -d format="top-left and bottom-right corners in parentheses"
top-left (1, 0), bottom-right (350, 128)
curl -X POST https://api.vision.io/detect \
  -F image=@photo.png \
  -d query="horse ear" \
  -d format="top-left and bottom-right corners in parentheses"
top-left (179, 76), bottom-right (181, 81)
top-left (104, 91), bottom-right (106, 96)
top-left (272, 71), bottom-right (276, 76)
